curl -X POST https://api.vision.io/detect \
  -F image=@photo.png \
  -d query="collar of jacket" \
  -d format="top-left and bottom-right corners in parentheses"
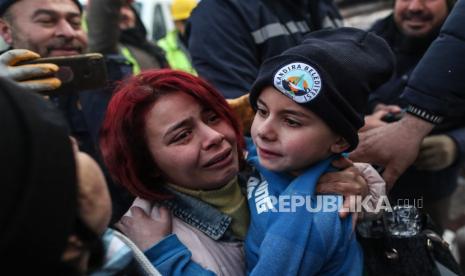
top-left (162, 187), bottom-right (237, 241)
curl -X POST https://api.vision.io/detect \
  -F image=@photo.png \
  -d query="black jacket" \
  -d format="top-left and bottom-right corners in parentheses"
top-left (402, 0), bottom-right (465, 118)
top-left (369, 14), bottom-right (465, 201)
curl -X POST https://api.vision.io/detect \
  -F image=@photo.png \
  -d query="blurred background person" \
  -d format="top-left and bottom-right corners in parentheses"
top-left (158, 0), bottom-right (197, 74)
top-left (0, 76), bottom-right (162, 275)
top-left (362, 0), bottom-right (462, 231)
top-left (87, 0), bottom-right (168, 74)
top-left (0, 77), bottom-right (107, 275)
top-left (0, 0), bottom-right (134, 222)
top-left (186, 0), bottom-right (343, 98)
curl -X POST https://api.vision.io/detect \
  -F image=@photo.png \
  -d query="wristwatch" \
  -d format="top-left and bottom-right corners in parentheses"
top-left (406, 105), bottom-right (444, 125)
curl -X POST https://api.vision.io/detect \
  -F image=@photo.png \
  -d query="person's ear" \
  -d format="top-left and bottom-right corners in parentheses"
top-left (0, 19), bottom-right (13, 45)
top-left (61, 234), bottom-right (90, 273)
top-left (330, 137), bottom-right (350, 154)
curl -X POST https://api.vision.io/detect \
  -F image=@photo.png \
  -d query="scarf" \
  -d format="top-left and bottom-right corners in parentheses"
top-left (168, 178), bottom-right (250, 239)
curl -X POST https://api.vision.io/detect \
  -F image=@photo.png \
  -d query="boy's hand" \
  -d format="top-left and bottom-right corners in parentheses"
top-left (115, 206), bottom-right (172, 251)
top-left (0, 49), bottom-right (61, 92)
top-left (316, 157), bottom-right (368, 219)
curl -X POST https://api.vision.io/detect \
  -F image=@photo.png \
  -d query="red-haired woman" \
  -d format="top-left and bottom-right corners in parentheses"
top-left (100, 69), bottom-right (380, 275)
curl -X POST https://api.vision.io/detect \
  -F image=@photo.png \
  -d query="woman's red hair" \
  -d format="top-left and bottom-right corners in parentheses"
top-left (100, 69), bottom-right (244, 201)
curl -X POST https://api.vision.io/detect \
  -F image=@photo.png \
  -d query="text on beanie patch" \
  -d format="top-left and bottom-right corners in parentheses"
top-left (273, 62), bottom-right (322, 103)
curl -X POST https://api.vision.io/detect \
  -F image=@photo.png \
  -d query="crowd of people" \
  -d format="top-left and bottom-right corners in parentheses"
top-left (1, 0), bottom-right (465, 275)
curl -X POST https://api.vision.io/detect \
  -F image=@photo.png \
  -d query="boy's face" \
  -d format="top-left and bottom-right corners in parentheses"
top-left (251, 87), bottom-right (345, 174)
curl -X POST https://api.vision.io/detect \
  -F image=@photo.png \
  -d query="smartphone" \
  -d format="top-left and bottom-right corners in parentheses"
top-left (18, 53), bottom-right (108, 95)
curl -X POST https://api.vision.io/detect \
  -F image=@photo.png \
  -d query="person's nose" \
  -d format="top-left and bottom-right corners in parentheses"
top-left (55, 19), bottom-right (78, 39)
top-left (201, 124), bottom-right (225, 151)
top-left (407, 0), bottom-right (425, 12)
top-left (256, 117), bottom-right (277, 143)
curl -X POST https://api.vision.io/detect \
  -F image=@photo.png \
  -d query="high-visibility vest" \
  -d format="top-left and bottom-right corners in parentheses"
top-left (120, 46), bottom-right (141, 74)
top-left (158, 30), bottom-right (196, 75)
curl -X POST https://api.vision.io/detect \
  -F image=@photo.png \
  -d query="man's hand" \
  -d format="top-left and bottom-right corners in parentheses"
top-left (317, 157), bottom-right (368, 219)
top-left (415, 134), bottom-right (457, 171)
top-left (351, 114), bottom-right (433, 190)
top-left (361, 104), bottom-right (403, 132)
top-left (116, 206), bottom-right (172, 251)
top-left (0, 49), bottom-right (61, 92)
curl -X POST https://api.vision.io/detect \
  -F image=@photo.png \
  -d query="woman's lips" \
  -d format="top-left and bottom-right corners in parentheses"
top-left (203, 149), bottom-right (233, 169)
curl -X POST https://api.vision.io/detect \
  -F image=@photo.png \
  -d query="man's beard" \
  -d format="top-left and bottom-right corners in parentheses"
top-left (11, 31), bottom-right (84, 57)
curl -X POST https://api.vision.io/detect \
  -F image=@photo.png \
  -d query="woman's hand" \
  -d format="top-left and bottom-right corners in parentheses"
top-left (115, 206), bottom-right (172, 251)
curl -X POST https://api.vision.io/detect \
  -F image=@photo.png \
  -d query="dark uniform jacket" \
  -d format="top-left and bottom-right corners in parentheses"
top-left (369, 14), bottom-right (465, 201)
top-left (187, 0), bottom-right (342, 98)
top-left (402, 0), bottom-right (465, 119)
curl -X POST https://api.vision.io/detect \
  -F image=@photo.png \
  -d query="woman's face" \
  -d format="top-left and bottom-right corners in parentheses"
top-left (145, 91), bottom-right (240, 190)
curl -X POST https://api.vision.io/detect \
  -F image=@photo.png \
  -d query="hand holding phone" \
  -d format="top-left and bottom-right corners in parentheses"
top-left (18, 53), bottom-right (108, 95)
top-left (0, 49), bottom-right (62, 92)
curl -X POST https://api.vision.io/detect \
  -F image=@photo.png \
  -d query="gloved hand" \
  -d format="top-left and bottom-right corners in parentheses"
top-left (414, 134), bottom-right (458, 171)
top-left (0, 49), bottom-right (61, 92)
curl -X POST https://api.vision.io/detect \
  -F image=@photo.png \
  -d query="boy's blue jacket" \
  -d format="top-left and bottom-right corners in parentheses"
top-left (245, 142), bottom-right (363, 275)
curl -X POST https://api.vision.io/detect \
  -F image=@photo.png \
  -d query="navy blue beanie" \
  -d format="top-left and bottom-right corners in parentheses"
top-left (0, 0), bottom-right (83, 16)
top-left (250, 27), bottom-right (395, 151)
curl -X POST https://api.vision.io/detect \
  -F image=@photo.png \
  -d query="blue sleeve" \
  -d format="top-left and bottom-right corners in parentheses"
top-left (144, 234), bottom-right (216, 276)
top-left (401, 0), bottom-right (465, 117)
top-left (186, 0), bottom-right (258, 99)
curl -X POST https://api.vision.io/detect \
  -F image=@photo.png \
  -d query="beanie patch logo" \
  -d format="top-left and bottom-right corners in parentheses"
top-left (273, 62), bottom-right (322, 103)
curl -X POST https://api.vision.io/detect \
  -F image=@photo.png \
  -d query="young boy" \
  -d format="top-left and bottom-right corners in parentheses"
top-left (245, 27), bottom-right (394, 275)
